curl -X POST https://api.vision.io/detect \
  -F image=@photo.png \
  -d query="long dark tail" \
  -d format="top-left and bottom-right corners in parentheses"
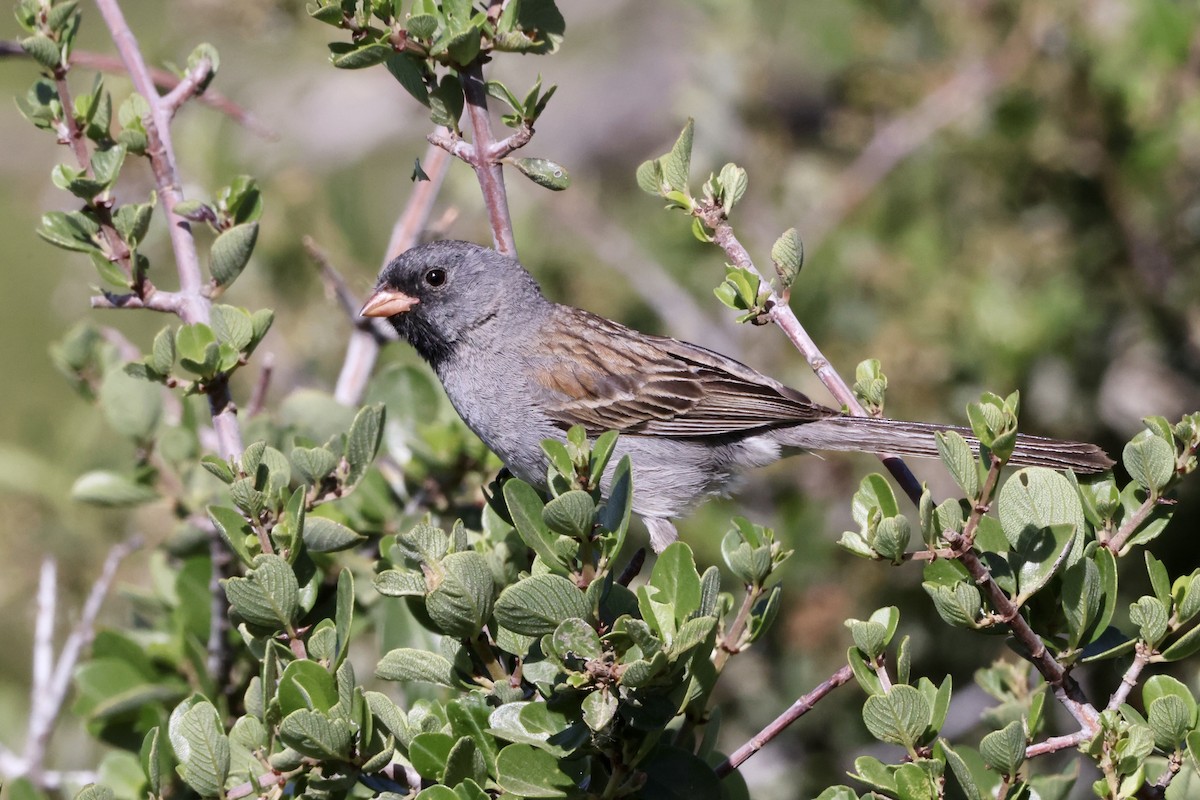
top-left (776, 416), bottom-right (1114, 474)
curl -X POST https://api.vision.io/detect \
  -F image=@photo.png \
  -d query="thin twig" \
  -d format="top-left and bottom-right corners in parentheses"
top-left (946, 529), bottom-right (1100, 732)
top-left (1025, 729), bottom-right (1092, 758)
top-left (0, 41), bottom-right (277, 138)
top-left (458, 60), bottom-right (517, 255)
top-left (551, 192), bottom-right (743, 356)
top-left (322, 136), bottom-right (451, 408)
top-left (700, 214), bottom-right (924, 505)
top-left (715, 664), bottom-right (854, 778)
top-left (1104, 494), bottom-right (1163, 555)
top-left (1106, 642), bottom-right (1152, 711)
top-left (161, 56), bottom-right (213, 118)
top-left (21, 539), bottom-right (141, 784)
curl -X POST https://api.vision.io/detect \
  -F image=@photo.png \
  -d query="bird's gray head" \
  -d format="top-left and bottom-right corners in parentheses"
top-left (360, 240), bottom-right (544, 367)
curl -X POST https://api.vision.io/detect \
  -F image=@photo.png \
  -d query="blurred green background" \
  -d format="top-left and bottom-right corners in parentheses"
top-left (2, 0), bottom-right (1199, 796)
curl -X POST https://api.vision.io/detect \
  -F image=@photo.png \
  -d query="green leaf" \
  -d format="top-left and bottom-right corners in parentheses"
top-left (223, 554), bottom-right (299, 631)
top-left (426, 550), bottom-right (495, 638)
top-left (510, 157), bottom-right (571, 191)
top-left (345, 403), bottom-right (385, 487)
top-left (89, 144), bottom-right (126, 187)
top-left (376, 648), bottom-right (456, 687)
top-left (290, 446), bottom-right (338, 484)
top-left (770, 227), bottom-right (804, 289)
top-left (939, 740), bottom-right (983, 800)
top-left (209, 222), bottom-right (258, 288)
top-left (385, 53), bottom-right (431, 106)
top-left (1061, 557), bottom-right (1103, 649)
top-left (277, 659), bottom-right (338, 714)
top-left (1161, 622), bottom-right (1200, 661)
top-left (175, 323), bottom-right (218, 377)
top-left (980, 720), bottom-right (1026, 776)
top-left (718, 162), bottom-right (748, 210)
top-left (923, 580), bottom-right (982, 629)
top-left (71, 470), bottom-right (158, 506)
top-left (936, 431), bottom-right (980, 499)
top-left (169, 697), bottom-right (230, 798)
top-left (638, 541), bottom-right (702, 641)
top-left (662, 118), bottom-right (694, 193)
top-left (21, 34), bottom-right (61, 69)
top-left (302, 516), bottom-right (365, 553)
top-left (208, 505), bottom-right (255, 566)
top-left (1123, 431), bottom-right (1175, 494)
top-left (429, 73), bottom-right (464, 128)
top-left (495, 574), bottom-right (589, 636)
top-left (1011, 523), bottom-right (1077, 603)
top-left (329, 40), bottom-right (393, 69)
top-left (503, 479), bottom-right (568, 574)
top-left (1129, 595), bottom-right (1169, 645)
top-left (997, 467), bottom-right (1086, 551)
top-left (38, 209), bottom-right (101, 253)
top-left (862, 685), bottom-right (930, 750)
top-left (278, 709), bottom-right (353, 760)
top-left (542, 490), bottom-right (595, 538)
top-left (1145, 551), bottom-right (1172, 607)
top-left (1147, 695), bottom-right (1191, 751)
top-left (636, 158), bottom-right (664, 195)
top-left (210, 305), bottom-right (253, 351)
top-left (581, 689), bottom-right (617, 732)
top-left (410, 732), bottom-right (456, 781)
top-left (494, 743), bottom-right (581, 798)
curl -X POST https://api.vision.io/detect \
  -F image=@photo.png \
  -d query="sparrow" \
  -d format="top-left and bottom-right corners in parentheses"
top-left (360, 240), bottom-right (1113, 551)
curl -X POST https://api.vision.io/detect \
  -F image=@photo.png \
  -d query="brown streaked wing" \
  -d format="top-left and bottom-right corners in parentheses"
top-left (532, 306), bottom-right (836, 437)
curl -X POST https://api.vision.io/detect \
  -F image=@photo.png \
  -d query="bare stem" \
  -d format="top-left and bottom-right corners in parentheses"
top-left (1025, 729), bottom-right (1092, 758)
top-left (161, 56), bottom-right (213, 118)
top-left (715, 664), bottom-right (854, 778)
top-left (1105, 494), bottom-right (1162, 555)
top-left (1107, 642), bottom-right (1152, 711)
top-left (323, 136), bottom-right (451, 408)
top-left (458, 60), bottom-right (517, 255)
top-left (945, 529), bottom-right (1100, 733)
top-left (21, 539), bottom-right (141, 784)
top-left (703, 216), bottom-right (924, 505)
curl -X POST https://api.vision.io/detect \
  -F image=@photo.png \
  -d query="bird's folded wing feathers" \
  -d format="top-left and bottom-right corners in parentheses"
top-left (532, 308), bottom-right (836, 437)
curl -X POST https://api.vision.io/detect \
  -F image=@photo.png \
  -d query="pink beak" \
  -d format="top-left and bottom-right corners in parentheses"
top-left (360, 288), bottom-right (419, 317)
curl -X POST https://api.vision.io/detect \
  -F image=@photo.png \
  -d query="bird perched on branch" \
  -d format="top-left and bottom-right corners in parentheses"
top-left (361, 240), bottom-right (1113, 551)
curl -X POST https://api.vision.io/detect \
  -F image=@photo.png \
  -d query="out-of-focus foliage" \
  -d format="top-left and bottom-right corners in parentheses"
top-left (1, 2), bottom-right (1199, 799)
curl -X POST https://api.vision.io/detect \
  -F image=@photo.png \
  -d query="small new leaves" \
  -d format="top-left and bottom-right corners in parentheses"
top-left (1123, 429), bottom-right (1174, 495)
top-left (720, 518), bottom-right (790, 587)
top-left (770, 227), bottom-right (803, 297)
top-left (853, 359), bottom-right (889, 417)
top-left (980, 720), bottom-right (1026, 777)
top-left (937, 430), bottom-right (979, 499)
top-left (637, 119), bottom-right (695, 204)
top-left (488, 76), bottom-right (557, 128)
top-left (209, 222), bottom-right (258, 290)
top-left (846, 606), bottom-right (899, 661)
top-left (967, 391), bottom-right (1019, 464)
top-left (717, 162), bottom-right (748, 211)
top-left (1129, 596), bottom-right (1169, 646)
top-left (713, 266), bottom-right (770, 324)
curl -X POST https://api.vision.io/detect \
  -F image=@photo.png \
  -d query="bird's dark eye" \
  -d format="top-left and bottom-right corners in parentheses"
top-left (424, 268), bottom-right (447, 287)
